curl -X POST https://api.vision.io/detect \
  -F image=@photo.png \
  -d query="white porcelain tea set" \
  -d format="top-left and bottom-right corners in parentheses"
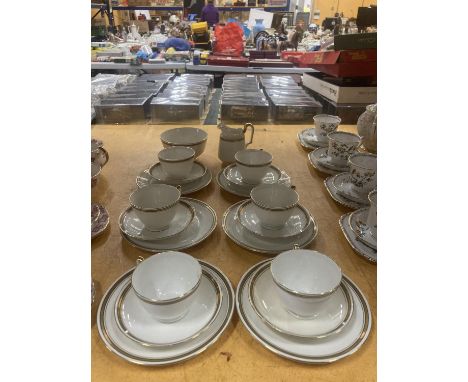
top-left (223, 183), bottom-right (318, 254)
top-left (97, 251), bottom-right (235, 366)
top-left (340, 189), bottom-right (377, 262)
top-left (217, 147), bottom-right (288, 198)
top-left (136, 127), bottom-right (212, 195)
top-left (91, 139), bottom-right (109, 240)
top-left (298, 114), bottom-right (342, 150)
top-left (98, 248), bottom-right (371, 365)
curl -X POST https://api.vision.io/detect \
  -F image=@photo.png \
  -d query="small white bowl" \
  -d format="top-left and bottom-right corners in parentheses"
top-left (313, 114), bottom-right (341, 142)
top-left (235, 149), bottom-right (272, 184)
top-left (132, 252), bottom-right (202, 322)
top-left (271, 249), bottom-right (342, 318)
top-left (160, 127), bottom-right (208, 158)
top-left (158, 146), bottom-right (195, 180)
top-left (250, 184), bottom-right (299, 229)
top-left (129, 184), bottom-right (180, 231)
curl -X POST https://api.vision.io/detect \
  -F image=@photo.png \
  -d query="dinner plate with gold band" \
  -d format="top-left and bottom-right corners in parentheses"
top-left (97, 261), bottom-right (235, 366)
top-left (236, 259), bottom-right (372, 364)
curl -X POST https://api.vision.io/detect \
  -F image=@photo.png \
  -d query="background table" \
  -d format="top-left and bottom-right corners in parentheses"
top-left (91, 124), bottom-right (376, 382)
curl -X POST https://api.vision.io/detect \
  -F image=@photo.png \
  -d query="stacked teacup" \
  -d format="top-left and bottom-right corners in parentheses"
top-left (249, 248), bottom-right (354, 339)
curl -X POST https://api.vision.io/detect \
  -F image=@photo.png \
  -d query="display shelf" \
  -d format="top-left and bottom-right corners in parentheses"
top-left (186, 63), bottom-right (317, 74)
top-left (91, 62), bottom-right (185, 70)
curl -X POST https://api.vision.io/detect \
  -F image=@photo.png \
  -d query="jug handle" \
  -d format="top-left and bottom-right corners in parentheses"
top-left (243, 123), bottom-right (255, 147)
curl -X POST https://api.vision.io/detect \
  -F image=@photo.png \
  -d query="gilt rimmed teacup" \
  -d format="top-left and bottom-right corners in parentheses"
top-left (158, 146), bottom-right (195, 180)
top-left (235, 149), bottom-right (273, 184)
top-left (270, 249), bottom-right (342, 318)
top-left (313, 114), bottom-right (341, 142)
top-left (91, 140), bottom-right (101, 161)
top-left (250, 184), bottom-right (299, 229)
top-left (327, 131), bottom-right (362, 166)
top-left (131, 252), bottom-right (202, 323)
top-left (367, 189), bottom-right (377, 239)
top-left (129, 184), bottom-right (181, 231)
top-left (348, 153), bottom-right (377, 197)
top-left (91, 162), bottom-right (101, 188)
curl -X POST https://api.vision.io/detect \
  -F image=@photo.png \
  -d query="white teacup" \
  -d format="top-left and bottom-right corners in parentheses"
top-left (235, 149), bottom-right (272, 184)
top-left (313, 114), bottom-right (341, 142)
top-left (327, 131), bottom-right (362, 166)
top-left (250, 184), bottom-right (299, 229)
top-left (131, 252), bottom-right (202, 323)
top-left (129, 184), bottom-right (181, 231)
top-left (348, 153), bottom-right (377, 196)
top-left (270, 249), bottom-right (342, 318)
top-left (367, 189), bottom-right (377, 239)
top-left (158, 146), bottom-right (195, 180)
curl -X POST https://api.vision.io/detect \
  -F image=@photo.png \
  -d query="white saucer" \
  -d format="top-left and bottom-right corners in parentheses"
top-left (149, 161), bottom-right (207, 185)
top-left (339, 212), bottom-right (377, 263)
top-left (136, 168), bottom-right (212, 195)
top-left (348, 208), bottom-right (377, 250)
top-left (97, 261), bottom-right (235, 366)
top-left (115, 270), bottom-right (222, 346)
top-left (333, 173), bottom-right (370, 204)
top-left (249, 264), bottom-right (353, 338)
top-left (297, 128), bottom-right (328, 150)
top-left (92, 204), bottom-right (109, 240)
top-left (237, 200), bottom-right (311, 239)
top-left (119, 201), bottom-right (195, 241)
top-left (314, 149), bottom-right (349, 172)
top-left (222, 200), bottom-right (318, 254)
top-left (224, 163), bottom-right (282, 187)
top-left (217, 166), bottom-right (283, 198)
top-left (324, 175), bottom-right (368, 210)
top-left (236, 259), bottom-right (372, 364)
top-left (121, 198), bottom-right (217, 252)
top-left (308, 149), bottom-right (341, 175)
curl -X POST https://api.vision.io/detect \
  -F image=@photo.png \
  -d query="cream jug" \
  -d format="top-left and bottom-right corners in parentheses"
top-left (218, 123), bottom-right (254, 163)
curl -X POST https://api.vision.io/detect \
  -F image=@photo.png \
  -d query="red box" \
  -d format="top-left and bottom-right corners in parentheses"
top-left (280, 51), bottom-right (305, 64)
top-left (298, 49), bottom-right (376, 77)
top-left (207, 55), bottom-right (249, 67)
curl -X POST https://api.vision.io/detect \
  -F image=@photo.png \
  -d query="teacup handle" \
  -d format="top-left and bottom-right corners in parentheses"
top-left (243, 123), bottom-right (254, 147)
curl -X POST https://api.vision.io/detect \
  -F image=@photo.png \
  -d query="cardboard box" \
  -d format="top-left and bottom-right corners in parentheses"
top-left (334, 33), bottom-right (377, 51)
top-left (298, 49), bottom-right (376, 77)
top-left (302, 73), bottom-right (376, 104)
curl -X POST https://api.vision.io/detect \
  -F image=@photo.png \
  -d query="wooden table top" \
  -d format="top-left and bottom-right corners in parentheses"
top-left (91, 124), bottom-right (376, 382)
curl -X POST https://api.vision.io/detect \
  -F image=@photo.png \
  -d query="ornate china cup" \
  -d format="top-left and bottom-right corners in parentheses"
top-left (270, 249), bottom-right (342, 318)
top-left (348, 153), bottom-right (377, 196)
top-left (327, 131), bottom-right (362, 166)
top-left (313, 114), bottom-right (341, 142)
top-left (234, 149), bottom-right (273, 185)
top-left (129, 184), bottom-right (181, 231)
top-left (367, 189), bottom-right (377, 239)
top-left (158, 147), bottom-right (195, 180)
top-left (91, 162), bottom-right (101, 188)
top-left (131, 252), bottom-right (202, 323)
top-left (160, 127), bottom-right (208, 158)
top-left (250, 184), bottom-right (299, 229)
top-left (91, 140), bottom-right (101, 161)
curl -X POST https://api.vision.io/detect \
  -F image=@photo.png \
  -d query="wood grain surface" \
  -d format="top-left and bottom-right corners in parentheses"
top-left (91, 124), bottom-right (376, 382)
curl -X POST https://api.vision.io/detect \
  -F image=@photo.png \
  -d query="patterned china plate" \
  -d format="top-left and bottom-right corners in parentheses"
top-left (136, 168), bottom-right (212, 195)
top-left (339, 212), bottom-right (377, 263)
top-left (236, 259), bottom-right (372, 364)
top-left (314, 149), bottom-right (349, 172)
top-left (324, 175), bottom-right (368, 210)
top-left (120, 198), bottom-right (217, 252)
top-left (92, 204), bottom-right (109, 240)
top-left (222, 200), bottom-right (318, 254)
top-left (333, 173), bottom-right (370, 204)
top-left (97, 261), bottom-right (235, 366)
top-left (348, 208), bottom-right (377, 250)
top-left (308, 150), bottom-right (341, 175)
top-left (297, 128), bottom-right (328, 150)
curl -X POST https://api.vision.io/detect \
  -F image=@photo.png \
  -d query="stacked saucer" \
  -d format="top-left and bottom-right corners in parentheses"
top-left (119, 184), bottom-right (216, 252)
top-left (136, 128), bottom-right (212, 195)
top-left (236, 250), bottom-right (371, 364)
top-left (325, 153), bottom-right (377, 209)
top-left (97, 252), bottom-right (235, 366)
top-left (223, 184), bottom-right (317, 254)
top-left (217, 148), bottom-right (286, 198)
top-left (340, 190), bottom-right (377, 263)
